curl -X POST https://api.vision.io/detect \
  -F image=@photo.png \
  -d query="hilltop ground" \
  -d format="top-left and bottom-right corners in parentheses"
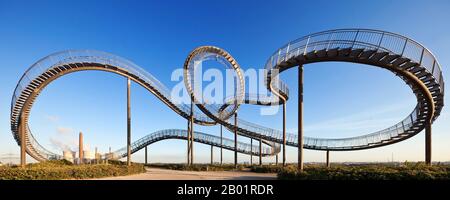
top-left (96, 167), bottom-right (276, 180)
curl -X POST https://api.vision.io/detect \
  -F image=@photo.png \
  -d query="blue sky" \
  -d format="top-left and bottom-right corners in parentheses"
top-left (0, 0), bottom-right (449, 164)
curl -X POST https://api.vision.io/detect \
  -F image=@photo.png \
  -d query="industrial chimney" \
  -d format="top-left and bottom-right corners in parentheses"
top-left (79, 132), bottom-right (83, 164)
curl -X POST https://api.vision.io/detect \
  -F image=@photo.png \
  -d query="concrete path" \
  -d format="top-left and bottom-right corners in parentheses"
top-left (95, 167), bottom-right (277, 180)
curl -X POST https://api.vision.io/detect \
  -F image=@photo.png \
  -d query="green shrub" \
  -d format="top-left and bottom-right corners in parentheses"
top-left (146, 163), bottom-right (247, 171)
top-left (250, 165), bottom-right (284, 173)
top-left (0, 160), bottom-right (145, 180)
top-left (277, 163), bottom-right (450, 180)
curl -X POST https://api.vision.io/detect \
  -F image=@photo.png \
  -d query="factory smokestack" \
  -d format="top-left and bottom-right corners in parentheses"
top-left (79, 132), bottom-right (83, 164)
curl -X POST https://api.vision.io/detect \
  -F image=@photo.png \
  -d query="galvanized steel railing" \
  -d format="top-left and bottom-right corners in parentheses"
top-left (112, 129), bottom-right (273, 159)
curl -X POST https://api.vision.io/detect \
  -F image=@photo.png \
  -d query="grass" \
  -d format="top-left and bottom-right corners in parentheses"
top-left (0, 160), bottom-right (146, 180)
top-left (275, 162), bottom-right (450, 180)
top-left (10, 160), bottom-right (446, 180)
top-left (146, 163), bottom-right (249, 171)
top-left (250, 165), bottom-right (284, 173)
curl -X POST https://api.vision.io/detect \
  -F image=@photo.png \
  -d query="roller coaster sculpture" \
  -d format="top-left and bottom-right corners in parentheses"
top-left (11, 29), bottom-right (444, 166)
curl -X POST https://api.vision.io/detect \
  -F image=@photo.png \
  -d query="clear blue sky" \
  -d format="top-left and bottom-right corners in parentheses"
top-left (0, 0), bottom-right (449, 164)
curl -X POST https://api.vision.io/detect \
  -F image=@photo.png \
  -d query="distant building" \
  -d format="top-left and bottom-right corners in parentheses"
top-left (63, 151), bottom-right (76, 163)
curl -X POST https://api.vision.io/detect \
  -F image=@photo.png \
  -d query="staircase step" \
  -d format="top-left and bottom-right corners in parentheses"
top-left (392, 57), bottom-right (410, 66)
top-left (359, 50), bottom-right (376, 59)
top-left (284, 56), bottom-right (298, 66)
top-left (399, 61), bottom-right (418, 70)
top-left (316, 49), bottom-right (327, 58)
top-left (380, 54), bottom-right (400, 64)
top-left (48, 69), bottom-right (59, 75)
top-left (294, 54), bottom-right (306, 63)
top-left (338, 48), bottom-right (352, 57)
top-left (44, 71), bottom-right (55, 77)
top-left (277, 61), bottom-right (289, 69)
top-left (326, 48), bottom-right (339, 57)
top-left (369, 52), bottom-right (389, 61)
top-left (421, 76), bottom-right (434, 82)
top-left (68, 63), bottom-right (79, 68)
top-left (305, 51), bottom-right (317, 60)
top-left (349, 48), bottom-right (364, 57)
top-left (427, 82), bottom-right (439, 89)
top-left (415, 71), bottom-right (429, 79)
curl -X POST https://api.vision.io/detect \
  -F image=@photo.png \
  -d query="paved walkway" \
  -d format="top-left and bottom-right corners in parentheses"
top-left (96, 167), bottom-right (277, 180)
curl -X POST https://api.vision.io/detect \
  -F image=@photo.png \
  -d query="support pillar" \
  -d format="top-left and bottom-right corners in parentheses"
top-left (326, 150), bottom-right (330, 168)
top-left (259, 138), bottom-right (262, 166)
top-left (127, 78), bottom-right (131, 166)
top-left (187, 119), bottom-right (191, 165)
top-left (276, 154), bottom-right (278, 165)
top-left (211, 145), bottom-right (214, 165)
top-left (250, 138), bottom-right (253, 165)
top-left (190, 111), bottom-right (194, 164)
top-left (220, 125), bottom-right (223, 165)
top-left (20, 114), bottom-right (26, 168)
top-left (234, 113), bottom-right (238, 168)
top-left (145, 146), bottom-right (148, 165)
top-left (426, 122), bottom-right (432, 165)
top-left (187, 97), bottom-right (194, 166)
top-left (298, 65), bottom-right (304, 172)
top-left (283, 101), bottom-right (286, 166)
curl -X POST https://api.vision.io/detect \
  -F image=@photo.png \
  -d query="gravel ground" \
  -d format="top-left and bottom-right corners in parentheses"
top-left (95, 167), bottom-right (277, 180)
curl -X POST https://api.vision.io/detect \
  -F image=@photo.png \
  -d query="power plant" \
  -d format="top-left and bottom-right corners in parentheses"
top-left (61, 132), bottom-right (99, 164)
top-left (62, 151), bottom-right (76, 163)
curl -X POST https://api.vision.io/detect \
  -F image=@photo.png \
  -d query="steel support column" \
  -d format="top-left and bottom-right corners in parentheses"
top-left (234, 113), bottom-right (238, 168)
top-left (220, 125), bottom-right (223, 165)
top-left (283, 101), bottom-right (286, 166)
top-left (326, 150), bottom-right (330, 168)
top-left (190, 103), bottom-right (194, 165)
top-left (145, 146), bottom-right (148, 165)
top-left (187, 119), bottom-right (191, 165)
top-left (426, 122), bottom-right (432, 165)
top-left (259, 138), bottom-right (262, 166)
top-left (20, 114), bottom-right (26, 168)
top-left (276, 154), bottom-right (278, 165)
top-left (127, 78), bottom-right (131, 166)
top-left (298, 65), bottom-right (304, 172)
top-left (211, 145), bottom-right (213, 165)
top-left (250, 138), bottom-right (253, 165)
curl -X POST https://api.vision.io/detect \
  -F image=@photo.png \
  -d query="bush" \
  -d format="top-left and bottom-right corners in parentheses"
top-left (250, 165), bottom-right (284, 173)
top-left (277, 163), bottom-right (450, 180)
top-left (0, 160), bottom-right (145, 180)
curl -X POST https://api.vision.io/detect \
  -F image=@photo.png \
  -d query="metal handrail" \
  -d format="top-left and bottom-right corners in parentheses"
top-left (262, 29), bottom-right (443, 149)
top-left (112, 129), bottom-right (273, 159)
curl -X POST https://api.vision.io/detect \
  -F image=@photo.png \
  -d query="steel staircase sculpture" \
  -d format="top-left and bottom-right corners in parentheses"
top-left (10, 29), bottom-right (444, 161)
top-left (111, 129), bottom-right (273, 159)
top-left (264, 29), bottom-right (444, 150)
